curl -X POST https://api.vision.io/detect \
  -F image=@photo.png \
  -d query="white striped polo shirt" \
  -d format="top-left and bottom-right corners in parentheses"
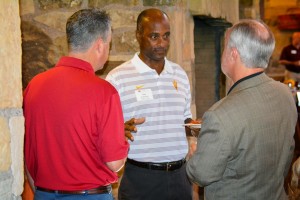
top-left (106, 53), bottom-right (192, 162)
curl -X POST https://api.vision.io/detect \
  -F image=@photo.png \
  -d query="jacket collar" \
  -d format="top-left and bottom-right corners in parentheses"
top-left (227, 72), bottom-right (270, 95)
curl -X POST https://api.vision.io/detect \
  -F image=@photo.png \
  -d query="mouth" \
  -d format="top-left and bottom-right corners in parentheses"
top-left (154, 48), bottom-right (167, 55)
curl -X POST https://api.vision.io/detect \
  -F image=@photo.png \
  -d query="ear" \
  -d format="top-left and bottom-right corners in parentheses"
top-left (230, 47), bottom-right (239, 61)
top-left (136, 30), bottom-right (141, 43)
top-left (95, 37), bottom-right (104, 55)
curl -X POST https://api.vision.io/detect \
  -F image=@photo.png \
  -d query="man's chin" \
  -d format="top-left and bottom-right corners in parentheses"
top-left (154, 54), bottom-right (166, 60)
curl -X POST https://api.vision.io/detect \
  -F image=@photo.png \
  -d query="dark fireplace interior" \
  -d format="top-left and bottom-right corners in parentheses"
top-left (193, 16), bottom-right (232, 118)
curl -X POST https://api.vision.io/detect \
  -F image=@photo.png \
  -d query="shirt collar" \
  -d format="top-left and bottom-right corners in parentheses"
top-left (132, 53), bottom-right (174, 74)
top-left (55, 56), bottom-right (94, 74)
top-left (227, 71), bottom-right (264, 95)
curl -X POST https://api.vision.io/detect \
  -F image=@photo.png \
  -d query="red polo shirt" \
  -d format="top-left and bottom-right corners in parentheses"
top-left (24, 56), bottom-right (129, 190)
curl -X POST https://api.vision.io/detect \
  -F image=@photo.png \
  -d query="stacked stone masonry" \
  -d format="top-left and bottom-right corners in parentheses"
top-left (1, 0), bottom-right (239, 199)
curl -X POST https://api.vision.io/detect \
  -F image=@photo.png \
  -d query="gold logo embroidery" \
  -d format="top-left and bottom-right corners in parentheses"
top-left (135, 85), bottom-right (144, 90)
top-left (173, 80), bottom-right (178, 91)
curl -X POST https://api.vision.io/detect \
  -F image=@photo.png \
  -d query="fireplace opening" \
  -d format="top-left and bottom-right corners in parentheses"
top-left (193, 16), bottom-right (232, 118)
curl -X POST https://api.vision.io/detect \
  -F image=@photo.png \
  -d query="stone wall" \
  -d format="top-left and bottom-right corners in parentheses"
top-left (0, 1), bottom-right (24, 200)
top-left (0, 0), bottom-right (238, 199)
top-left (189, 0), bottom-right (238, 23)
top-left (20, 0), bottom-right (238, 119)
top-left (20, 0), bottom-right (192, 87)
top-left (20, 0), bottom-right (196, 111)
top-left (1, 0), bottom-right (294, 198)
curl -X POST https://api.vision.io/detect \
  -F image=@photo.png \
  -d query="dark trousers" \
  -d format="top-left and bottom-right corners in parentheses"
top-left (118, 162), bottom-right (192, 200)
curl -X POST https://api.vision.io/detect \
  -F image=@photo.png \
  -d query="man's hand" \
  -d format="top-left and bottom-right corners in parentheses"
top-left (293, 60), bottom-right (300, 66)
top-left (186, 137), bottom-right (197, 161)
top-left (185, 118), bottom-right (202, 137)
top-left (124, 117), bottom-right (145, 141)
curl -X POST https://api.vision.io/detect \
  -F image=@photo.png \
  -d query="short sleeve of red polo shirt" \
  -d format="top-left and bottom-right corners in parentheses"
top-left (96, 87), bottom-right (129, 163)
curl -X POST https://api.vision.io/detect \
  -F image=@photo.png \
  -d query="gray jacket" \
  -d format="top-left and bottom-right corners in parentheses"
top-left (187, 73), bottom-right (297, 200)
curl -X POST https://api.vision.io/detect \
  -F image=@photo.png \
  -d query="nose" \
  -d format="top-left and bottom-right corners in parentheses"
top-left (157, 36), bottom-right (169, 47)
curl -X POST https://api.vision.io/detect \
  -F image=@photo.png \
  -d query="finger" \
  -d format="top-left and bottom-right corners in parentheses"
top-left (125, 118), bottom-right (136, 126)
top-left (190, 119), bottom-right (201, 124)
top-left (125, 131), bottom-right (134, 141)
top-left (190, 143), bottom-right (197, 154)
top-left (196, 118), bottom-right (202, 123)
top-left (124, 117), bottom-right (145, 142)
top-left (190, 127), bottom-right (200, 131)
top-left (125, 118), bottom-right (138, 132)
top-left (134, 117), bottom-right (145, 125)
top-left (125, 123), bottom-right (137, 132)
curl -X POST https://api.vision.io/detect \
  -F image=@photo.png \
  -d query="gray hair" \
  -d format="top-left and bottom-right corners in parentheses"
top-left (228, 19), bottom-right (275, 69)
top-left (66, 9), bottom-right (111, 52)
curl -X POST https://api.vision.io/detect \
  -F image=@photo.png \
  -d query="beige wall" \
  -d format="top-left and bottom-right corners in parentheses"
top-left (0, 1), bottom-right (24, 199)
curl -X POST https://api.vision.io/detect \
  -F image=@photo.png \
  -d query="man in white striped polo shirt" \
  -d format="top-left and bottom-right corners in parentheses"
top-left (106, 8), bottom-right (196, 200)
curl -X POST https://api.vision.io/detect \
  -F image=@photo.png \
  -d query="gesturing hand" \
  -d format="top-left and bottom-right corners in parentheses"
top-left (124, 117), bottom-right (145, 141)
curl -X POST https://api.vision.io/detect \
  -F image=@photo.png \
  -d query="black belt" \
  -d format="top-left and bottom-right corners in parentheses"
top-left (36, 185), bottom-right (111, 195)
top-left (127, 158), bottom-right (185, 171)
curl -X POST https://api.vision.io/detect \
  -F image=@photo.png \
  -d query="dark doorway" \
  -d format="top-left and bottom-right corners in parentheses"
top-left (193, 16), bottom-right (231, 118)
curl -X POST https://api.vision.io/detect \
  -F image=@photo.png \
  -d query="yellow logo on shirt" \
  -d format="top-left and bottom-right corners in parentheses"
top-left (173, 80), bottom-right (178, 91)
top-left (135, 85), bottom-right (144, 90)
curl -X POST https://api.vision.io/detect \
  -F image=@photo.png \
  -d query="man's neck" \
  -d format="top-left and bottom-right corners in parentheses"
top-left (68, 51), bottom-right (96, 72)
top-left (232, 68), bottom-right (264, 84)
top-left (138, 54), bottom-right (165, 75)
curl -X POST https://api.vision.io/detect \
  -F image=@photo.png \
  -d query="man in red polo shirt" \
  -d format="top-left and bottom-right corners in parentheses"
top-left (23, 9), bottom-right (129, 200)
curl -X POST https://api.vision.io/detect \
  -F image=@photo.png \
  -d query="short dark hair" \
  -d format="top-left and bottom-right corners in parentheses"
top-left (136, 8), bottom-right (169, 33)
top-left (66, 9), bottom-right (111, 52)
